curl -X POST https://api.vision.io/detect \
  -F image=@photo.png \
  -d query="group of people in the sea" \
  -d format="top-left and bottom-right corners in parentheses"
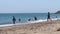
top-left (12, 16), bottom-right (38, 24)
top-left (12, 12), bottom-right (51, 24)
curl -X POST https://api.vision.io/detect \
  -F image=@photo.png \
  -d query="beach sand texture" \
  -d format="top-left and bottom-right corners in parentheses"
top-left (0, 20), bottom-right (60, 34)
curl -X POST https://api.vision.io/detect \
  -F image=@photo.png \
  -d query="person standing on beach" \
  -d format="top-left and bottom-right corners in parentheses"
top-left (12, 16), bottom-right (16, 24)
top-left (34, 16), bottom-right (37, 20)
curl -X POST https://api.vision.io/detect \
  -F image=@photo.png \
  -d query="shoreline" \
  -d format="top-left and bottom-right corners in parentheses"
top-left (0, 18), bottom-right (59, 27)
top-left (0, 19), bottom-right (60, 34)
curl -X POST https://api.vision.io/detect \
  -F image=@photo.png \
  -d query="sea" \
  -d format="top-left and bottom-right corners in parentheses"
top-left (0, 13), bottom-right (60, 25)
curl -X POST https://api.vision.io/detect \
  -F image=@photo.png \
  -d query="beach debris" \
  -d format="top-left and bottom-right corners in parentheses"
top-left (57, 28), bottom-right (60, 31)
top-left (34, 16), bottom-right (37, 20)
top-left (12, 16), bottom-right (16, 24)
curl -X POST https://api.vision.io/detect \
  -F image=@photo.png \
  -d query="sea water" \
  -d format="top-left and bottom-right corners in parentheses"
top-left (0, 13), bottom-right (60, 25)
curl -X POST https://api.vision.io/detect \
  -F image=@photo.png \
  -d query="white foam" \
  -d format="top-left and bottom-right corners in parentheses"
top-left (0, 18), bottom-right (60, 27)
top-left (27, 18), bottom-right (60, 23)
top-left (51, 18), bottom-right (60, 20)
top-left (0, 24), bottom-right (14, 27)
top-left (27, 19), bottom-right (47, 23)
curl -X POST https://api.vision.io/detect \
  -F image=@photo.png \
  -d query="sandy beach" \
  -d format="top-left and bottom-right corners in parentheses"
top-left (0, 20), bottom-right (60, 34)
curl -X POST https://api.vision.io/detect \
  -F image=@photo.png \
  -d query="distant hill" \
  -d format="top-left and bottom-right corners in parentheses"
top-left (55, 11), bottom-right (60, 14)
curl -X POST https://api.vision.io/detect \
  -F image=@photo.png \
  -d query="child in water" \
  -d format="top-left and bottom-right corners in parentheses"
top-left (12, 16), bottom-right (16, 24)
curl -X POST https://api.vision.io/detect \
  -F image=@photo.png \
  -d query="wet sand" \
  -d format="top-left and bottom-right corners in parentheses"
top-left (0, 20), bottom-right (60, 34)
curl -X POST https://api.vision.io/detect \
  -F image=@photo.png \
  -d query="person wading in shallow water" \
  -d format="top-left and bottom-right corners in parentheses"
top-left (12, 16), bottom-right (16, 24)
top-left (28, 18), bottom-right (31, 21)
top-left (47, 12), bottom-right (50, 19)
top-left (19, 18), bottom-right (21, 22)
top-left (47, 12), bottom-right (51, 22)
top-left (34, 16), bottom-right (37, 20)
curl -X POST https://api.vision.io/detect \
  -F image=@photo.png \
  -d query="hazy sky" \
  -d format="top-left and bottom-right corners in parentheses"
top-left (0, 0), bottom-right (60, 13)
